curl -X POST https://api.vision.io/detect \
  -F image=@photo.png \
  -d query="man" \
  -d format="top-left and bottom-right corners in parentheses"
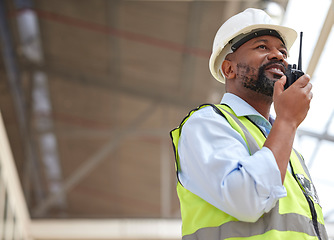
top-left (170, 8), bottom-right (328, 240)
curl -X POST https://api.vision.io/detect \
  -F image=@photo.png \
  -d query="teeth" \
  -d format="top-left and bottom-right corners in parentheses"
top-left (273, 68), bottom-right (282, 73)
top-left (269, 67), bottom-right (283, 75)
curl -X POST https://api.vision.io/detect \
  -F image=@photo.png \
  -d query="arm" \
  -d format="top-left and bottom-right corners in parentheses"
top-left (178, 107), bottom-right (286, 222)
top-left (264, 75), bottom-right (312, 183)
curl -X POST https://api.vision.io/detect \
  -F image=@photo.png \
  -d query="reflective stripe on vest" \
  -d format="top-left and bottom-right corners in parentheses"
top-left (216, 105), bottom-right (260, 155)
top-left (170, 104), bottom-right (328, 240)
top-left (183, 204), bottom-right (326, 240)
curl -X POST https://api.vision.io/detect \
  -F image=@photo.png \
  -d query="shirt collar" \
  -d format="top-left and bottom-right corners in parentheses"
top-left (221, 93), bottom-right (260, 117)
top-left (220, 93), bottom-right (274, 134)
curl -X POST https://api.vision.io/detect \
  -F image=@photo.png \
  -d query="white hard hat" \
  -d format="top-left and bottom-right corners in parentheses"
top-left (209, 8), bottom-right (297, 83)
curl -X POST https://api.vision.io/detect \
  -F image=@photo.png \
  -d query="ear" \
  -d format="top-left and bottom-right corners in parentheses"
top-left (221, 60), bottom-right (236, 79)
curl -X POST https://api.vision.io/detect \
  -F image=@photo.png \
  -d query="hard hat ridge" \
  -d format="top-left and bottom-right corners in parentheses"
top-left (209, 8), bottom-right (297, 83)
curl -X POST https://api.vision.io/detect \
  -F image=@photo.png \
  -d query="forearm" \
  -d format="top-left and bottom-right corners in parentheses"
top-left (264, 117), bottom-right (297, 183)
top-left (178, 109), bottom-right (286, 222)
top-left (179, 146), bottom-right (286, 222)
top-left (269, 75), bottom-right (312, 183)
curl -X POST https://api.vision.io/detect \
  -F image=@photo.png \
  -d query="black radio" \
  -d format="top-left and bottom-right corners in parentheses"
top-left (284, 32), bottom-right (304, 90)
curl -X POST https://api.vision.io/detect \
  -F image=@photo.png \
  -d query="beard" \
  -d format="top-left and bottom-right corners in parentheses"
top-left (236, 61), bottom-right (286, 97)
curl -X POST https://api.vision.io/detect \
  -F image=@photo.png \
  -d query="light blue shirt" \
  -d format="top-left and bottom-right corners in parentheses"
top-left (178, 93), bottom-right (287, 222)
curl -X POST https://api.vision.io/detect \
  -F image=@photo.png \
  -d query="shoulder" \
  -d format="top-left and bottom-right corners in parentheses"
top-left (186, 104), bottom-right (228, 121)
top-left (181, 104), bottom-right (231, 136)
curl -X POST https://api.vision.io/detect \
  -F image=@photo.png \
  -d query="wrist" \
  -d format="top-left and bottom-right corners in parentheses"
top-left (273, 116), bottom-right (298, 134)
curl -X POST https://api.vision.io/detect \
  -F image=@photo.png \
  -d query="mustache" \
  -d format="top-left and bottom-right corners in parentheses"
top-left (260, 60), bottom-right (287, 73)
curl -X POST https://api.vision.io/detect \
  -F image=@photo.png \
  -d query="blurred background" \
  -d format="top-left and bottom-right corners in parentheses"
top-left (0, 0), bottom-right (333, 239)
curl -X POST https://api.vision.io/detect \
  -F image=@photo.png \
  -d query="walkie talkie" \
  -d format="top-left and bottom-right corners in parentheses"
top-left (284, 32), bottom-right (304, 90)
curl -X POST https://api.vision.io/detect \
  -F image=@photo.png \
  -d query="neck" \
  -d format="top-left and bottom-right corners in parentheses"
top-left (247, 97), bottom-right (272, 120)
top-left (230, 90), bottom-right (272, 120)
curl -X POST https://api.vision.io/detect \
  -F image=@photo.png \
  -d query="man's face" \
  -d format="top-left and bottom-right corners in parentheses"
top-left (230, 35), bottom-right (288, 97)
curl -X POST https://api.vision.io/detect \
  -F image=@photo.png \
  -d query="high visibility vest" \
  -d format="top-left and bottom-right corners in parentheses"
top-left (170, 104), bottom-right (328, 240)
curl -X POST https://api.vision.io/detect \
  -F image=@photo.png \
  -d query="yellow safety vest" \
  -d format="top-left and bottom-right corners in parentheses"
top-left (170, 104), bottom-right (328, 240)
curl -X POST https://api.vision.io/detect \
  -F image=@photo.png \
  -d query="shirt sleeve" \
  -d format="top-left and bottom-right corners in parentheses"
top-left (178, 106), bottom-right (287, 222)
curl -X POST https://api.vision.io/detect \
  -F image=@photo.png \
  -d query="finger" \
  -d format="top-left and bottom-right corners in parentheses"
top-left (303, 84), bottom-right (313, 102)
top-left (304, 82), bottom-right (312, 92)
top-left (276, 75), bottom-right (286, 89)
top-left (297, 74), bottom-right (311, 87)
top-left (274, 75), bottom-right (286, 97)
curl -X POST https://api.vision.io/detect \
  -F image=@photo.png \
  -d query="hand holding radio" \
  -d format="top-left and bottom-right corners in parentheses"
top-left (274, 31), bottom-right (312, 128)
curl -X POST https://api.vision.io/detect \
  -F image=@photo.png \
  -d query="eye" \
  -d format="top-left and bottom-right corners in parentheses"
top-left (280, 49), bottom-right (288, 58)
top-left (256, 44), bottom-right (267, 50)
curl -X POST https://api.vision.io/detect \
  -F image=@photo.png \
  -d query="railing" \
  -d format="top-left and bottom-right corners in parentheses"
top-left (0, 112), bottom-right (31, 240)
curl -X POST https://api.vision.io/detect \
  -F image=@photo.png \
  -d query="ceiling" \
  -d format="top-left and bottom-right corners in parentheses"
top-left (2, 0), bottom-right (319, 221)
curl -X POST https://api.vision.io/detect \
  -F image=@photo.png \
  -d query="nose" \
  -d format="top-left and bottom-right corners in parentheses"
top-left (267, 48), bottom-right (285, 62)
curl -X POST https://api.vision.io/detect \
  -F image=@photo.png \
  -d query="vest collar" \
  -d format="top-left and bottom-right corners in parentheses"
top-left (221, 93), bottom-right (274, 134)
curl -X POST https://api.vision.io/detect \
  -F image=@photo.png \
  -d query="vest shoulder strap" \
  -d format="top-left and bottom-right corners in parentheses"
top-left (214, 104), bottom-right (261, 155)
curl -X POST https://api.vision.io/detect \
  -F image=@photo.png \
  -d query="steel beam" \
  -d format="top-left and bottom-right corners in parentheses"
top-left (306, 0), bottom-right (334, 77)
top-left (0, 0), bottom-right (45, 206)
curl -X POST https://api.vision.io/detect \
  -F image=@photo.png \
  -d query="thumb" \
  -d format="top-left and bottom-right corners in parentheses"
top-left (274, 75), bottom-right (286, 99)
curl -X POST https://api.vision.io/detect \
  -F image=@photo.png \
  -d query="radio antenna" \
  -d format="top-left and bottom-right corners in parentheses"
top-left (297, 32), bottom-right (303, 71)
